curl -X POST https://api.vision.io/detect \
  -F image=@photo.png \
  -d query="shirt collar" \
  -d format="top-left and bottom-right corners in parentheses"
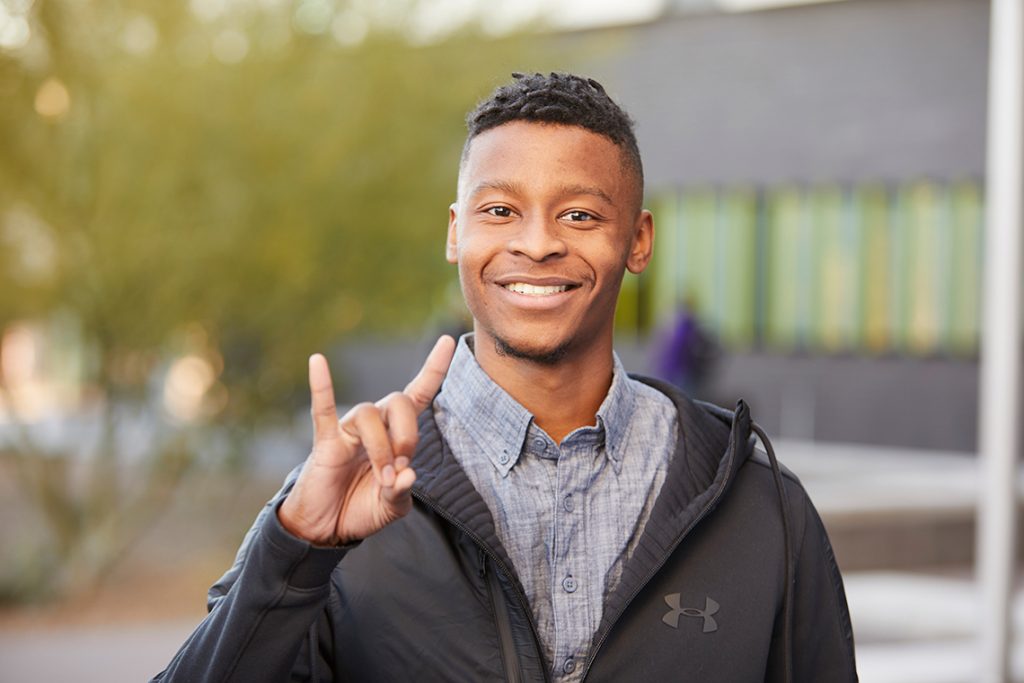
top-left (595, 353), bottom-right (637, 474)
top-left (438, 335), bottom-right (532, 477)
top-left (437, 333), bottom-right (639, 476)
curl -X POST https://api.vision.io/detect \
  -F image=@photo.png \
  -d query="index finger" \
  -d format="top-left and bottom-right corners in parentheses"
top-left (308, 353), bottom-right (339, 441)
top-left (403, 335), bottom-right (456, 412)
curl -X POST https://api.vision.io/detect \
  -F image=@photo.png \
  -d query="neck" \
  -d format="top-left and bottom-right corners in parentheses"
top-left (473, 335), bottom-right (614, 443)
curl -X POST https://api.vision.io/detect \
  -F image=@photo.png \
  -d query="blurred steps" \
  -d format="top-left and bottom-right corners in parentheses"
top-left (775, 439), bottom-right (994, 571)
top-left (775, 439), bottom-right (1024, 682)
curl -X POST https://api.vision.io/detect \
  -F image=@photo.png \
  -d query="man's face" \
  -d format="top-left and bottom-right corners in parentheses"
top-left (447, 121), bottom-right (653, 364)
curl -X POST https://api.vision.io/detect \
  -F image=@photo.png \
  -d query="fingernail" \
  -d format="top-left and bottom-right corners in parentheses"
top-left (382, 464), bottom-right (395, 486)
top-left (394, 456), bottom-right (410, 470)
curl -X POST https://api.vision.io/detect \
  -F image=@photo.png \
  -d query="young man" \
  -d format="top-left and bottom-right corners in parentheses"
top-left (154, 73), bottom-right (857, 682)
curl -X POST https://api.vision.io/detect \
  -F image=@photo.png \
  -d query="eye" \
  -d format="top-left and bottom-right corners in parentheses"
top-left (486, 206), bottom-right (513, 218)
top-left (563, 210), bottom-right (595, 222)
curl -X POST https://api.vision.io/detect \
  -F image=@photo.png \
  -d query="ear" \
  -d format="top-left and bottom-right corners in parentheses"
top-left (446, 203), bottom-right (458, 264)
top-left (625, 209), bottom-right (654, 274)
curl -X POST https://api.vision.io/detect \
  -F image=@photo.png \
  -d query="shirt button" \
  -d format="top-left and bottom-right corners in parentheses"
top-left (562, 576), bottom-right (578, 593)
top-left (498, 451), bottom-right (509, 465)
top-left (563, 495), bottom-right (574, 512)
top-left (562, 658), bottom-right (576, 674)
top-left (532, 437), bottom-right (546, 451)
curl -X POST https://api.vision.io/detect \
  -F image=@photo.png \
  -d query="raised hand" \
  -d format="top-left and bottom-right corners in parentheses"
top-left (278, 336), bottom-right (456, 546)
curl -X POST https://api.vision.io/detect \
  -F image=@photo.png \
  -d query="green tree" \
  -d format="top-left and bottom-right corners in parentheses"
top-left (0, 0), bottom-right (554, 601)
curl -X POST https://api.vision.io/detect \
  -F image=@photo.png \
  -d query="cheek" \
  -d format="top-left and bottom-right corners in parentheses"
top-left (456, 234), bottom-right (502, 279)
top-left (584, 241), bottom-right (631, 282)
top-left (455, 254), bottom-right (488, 310)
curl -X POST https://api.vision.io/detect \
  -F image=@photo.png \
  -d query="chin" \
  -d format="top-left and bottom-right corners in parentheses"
top-left (492, 334), bottom-right (572, 366)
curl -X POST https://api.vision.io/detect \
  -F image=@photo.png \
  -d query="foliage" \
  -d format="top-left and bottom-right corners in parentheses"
top-left (0, 0), bottom-right (554, 600)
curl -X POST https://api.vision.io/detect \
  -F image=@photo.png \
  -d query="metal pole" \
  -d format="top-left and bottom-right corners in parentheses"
top-left (978, 0), bottom-right (1024, 681)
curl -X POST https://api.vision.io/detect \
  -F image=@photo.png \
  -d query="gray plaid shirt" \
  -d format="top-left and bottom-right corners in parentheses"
top-left (433, 335), bottom-right (679, 682)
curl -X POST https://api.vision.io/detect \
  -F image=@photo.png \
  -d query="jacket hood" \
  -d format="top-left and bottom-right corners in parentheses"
top-left (635, 375), bottom-right (756, 504)
top-left (631, 377), bottom-right (799, 683)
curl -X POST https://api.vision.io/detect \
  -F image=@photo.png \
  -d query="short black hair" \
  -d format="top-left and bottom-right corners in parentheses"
top-left (463, 72), bottom-right (644, 194)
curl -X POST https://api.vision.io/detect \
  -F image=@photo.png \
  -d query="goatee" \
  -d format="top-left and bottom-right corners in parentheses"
top-left (493, 336), bottom-right (570, 366)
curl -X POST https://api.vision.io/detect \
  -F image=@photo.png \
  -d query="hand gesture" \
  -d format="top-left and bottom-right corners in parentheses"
top-left (278, 336), bottom-right (456, 546)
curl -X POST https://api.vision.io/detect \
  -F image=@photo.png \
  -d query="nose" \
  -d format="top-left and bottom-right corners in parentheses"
top-left (507, 214), bottom-right (568, 261)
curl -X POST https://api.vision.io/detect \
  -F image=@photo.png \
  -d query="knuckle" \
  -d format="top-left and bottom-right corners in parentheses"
top-left (393, 434), bottom-right (418, 455)
top-left (393, 391), bottom-right (414, 407)
top-left (376, 391), bottom-right (404, 410)
top-left (339, 402), bottom-right (375, 430)
top-left (352, 402), bottom-right (378, 420)
top-left (404, 384), bottom-right (428, 403)
top-left (312, 402), bottom-right (334, 418)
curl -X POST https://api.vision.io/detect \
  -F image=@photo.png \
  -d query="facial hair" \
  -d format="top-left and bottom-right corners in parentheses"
top-left (493, 335), bottom-right (571, 366)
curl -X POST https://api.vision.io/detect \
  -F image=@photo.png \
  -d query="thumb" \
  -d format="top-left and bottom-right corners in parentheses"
top-left (403, 335), bottom-right (456, 412)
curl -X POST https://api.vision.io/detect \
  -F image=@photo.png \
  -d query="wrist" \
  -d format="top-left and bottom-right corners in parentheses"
top-left (277, 494), bottom-right (338, 546)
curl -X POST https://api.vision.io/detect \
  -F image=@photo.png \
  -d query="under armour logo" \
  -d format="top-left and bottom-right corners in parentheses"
top-left (662, 594), bottom-right (719, 633)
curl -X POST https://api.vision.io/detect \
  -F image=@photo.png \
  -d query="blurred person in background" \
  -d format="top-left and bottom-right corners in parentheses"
top-left (654, 292), bottom-right (720, 398)
top-left (153, 72), bottom-right (856, 682)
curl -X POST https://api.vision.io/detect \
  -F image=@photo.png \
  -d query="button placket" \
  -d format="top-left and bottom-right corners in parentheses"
top-left (551, 437), bottom-right (593, 681)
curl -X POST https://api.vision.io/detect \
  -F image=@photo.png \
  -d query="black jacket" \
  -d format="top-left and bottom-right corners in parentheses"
top-left (154, 379), bottom-right (858, 682)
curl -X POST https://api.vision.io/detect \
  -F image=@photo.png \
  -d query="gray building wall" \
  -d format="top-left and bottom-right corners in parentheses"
top-left (575, 0), bottom-right (989, 188)
top-left (335, 338), bottom-right (980, 452)
top-left (336, 0), bottom-right (991, 452)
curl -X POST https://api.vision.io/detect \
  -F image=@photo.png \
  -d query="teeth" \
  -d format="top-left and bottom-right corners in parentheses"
top-left (504, 283), bottom-right (570, 296)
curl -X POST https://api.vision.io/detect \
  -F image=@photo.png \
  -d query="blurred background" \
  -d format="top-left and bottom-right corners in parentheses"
top-left (0, 0), bottom-right (1016, 681)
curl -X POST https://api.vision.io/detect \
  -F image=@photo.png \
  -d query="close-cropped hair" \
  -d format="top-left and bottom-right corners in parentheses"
top-left (463, 72), bottom-right (644, 191)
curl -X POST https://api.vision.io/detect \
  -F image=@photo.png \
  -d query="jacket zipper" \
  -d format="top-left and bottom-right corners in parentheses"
top-left (482, 549), bottom-right (525, 683)
top-left (580, 469), bottom-right (734, 680)
top-left (412, 489), bottom-right (551, 683)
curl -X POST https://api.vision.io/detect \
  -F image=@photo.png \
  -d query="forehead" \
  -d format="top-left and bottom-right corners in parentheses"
top-left (459, 121), bottom-right (636, 203)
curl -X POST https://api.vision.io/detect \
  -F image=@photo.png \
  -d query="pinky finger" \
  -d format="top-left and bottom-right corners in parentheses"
top-left (382, 467), bottom-right (417, 506)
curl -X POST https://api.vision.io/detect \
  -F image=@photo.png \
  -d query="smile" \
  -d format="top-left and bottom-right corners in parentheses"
top-left (503, 283), bottom-right (571, 296)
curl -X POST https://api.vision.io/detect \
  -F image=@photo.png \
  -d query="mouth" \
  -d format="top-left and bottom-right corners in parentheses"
top-left (502, 282), bottom-right (572, 296)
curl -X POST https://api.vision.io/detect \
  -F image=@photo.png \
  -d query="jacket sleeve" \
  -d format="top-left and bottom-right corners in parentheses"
top-left (150, 467), bottom-right (349, 683)
top-left (780, 493), bottom-right (859, 682)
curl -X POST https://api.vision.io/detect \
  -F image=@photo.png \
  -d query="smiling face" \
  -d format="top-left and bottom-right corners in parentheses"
top-left (447, 121), bottom-right (653, 366)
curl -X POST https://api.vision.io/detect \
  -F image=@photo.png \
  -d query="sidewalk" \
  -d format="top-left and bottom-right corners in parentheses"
top-left (0, 619), bottom-right (198, 683)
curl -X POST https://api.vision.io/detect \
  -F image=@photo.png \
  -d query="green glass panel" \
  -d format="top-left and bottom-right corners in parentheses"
top-left (680, 189), bottom-right (718, 330)
top-left (717, 188), bottom-right (757, 347)
top-left (948, 181), bottom-right (983, 354)
top-left (647, 192), bottom-right (681, 329)
top-left (764, 187), bottom-right (802, 348)
top-left (888, 187), bottom-right (910, 351)
top-left (857, 186), bottom-right (892, 352)
top-left (904, 182), bottom-right (941, 353)
top-left (809, 185), bottom-right (849, 350)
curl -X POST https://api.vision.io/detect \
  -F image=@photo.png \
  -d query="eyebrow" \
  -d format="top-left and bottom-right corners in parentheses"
top-left (468, 180), bottom-right (616, 206)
